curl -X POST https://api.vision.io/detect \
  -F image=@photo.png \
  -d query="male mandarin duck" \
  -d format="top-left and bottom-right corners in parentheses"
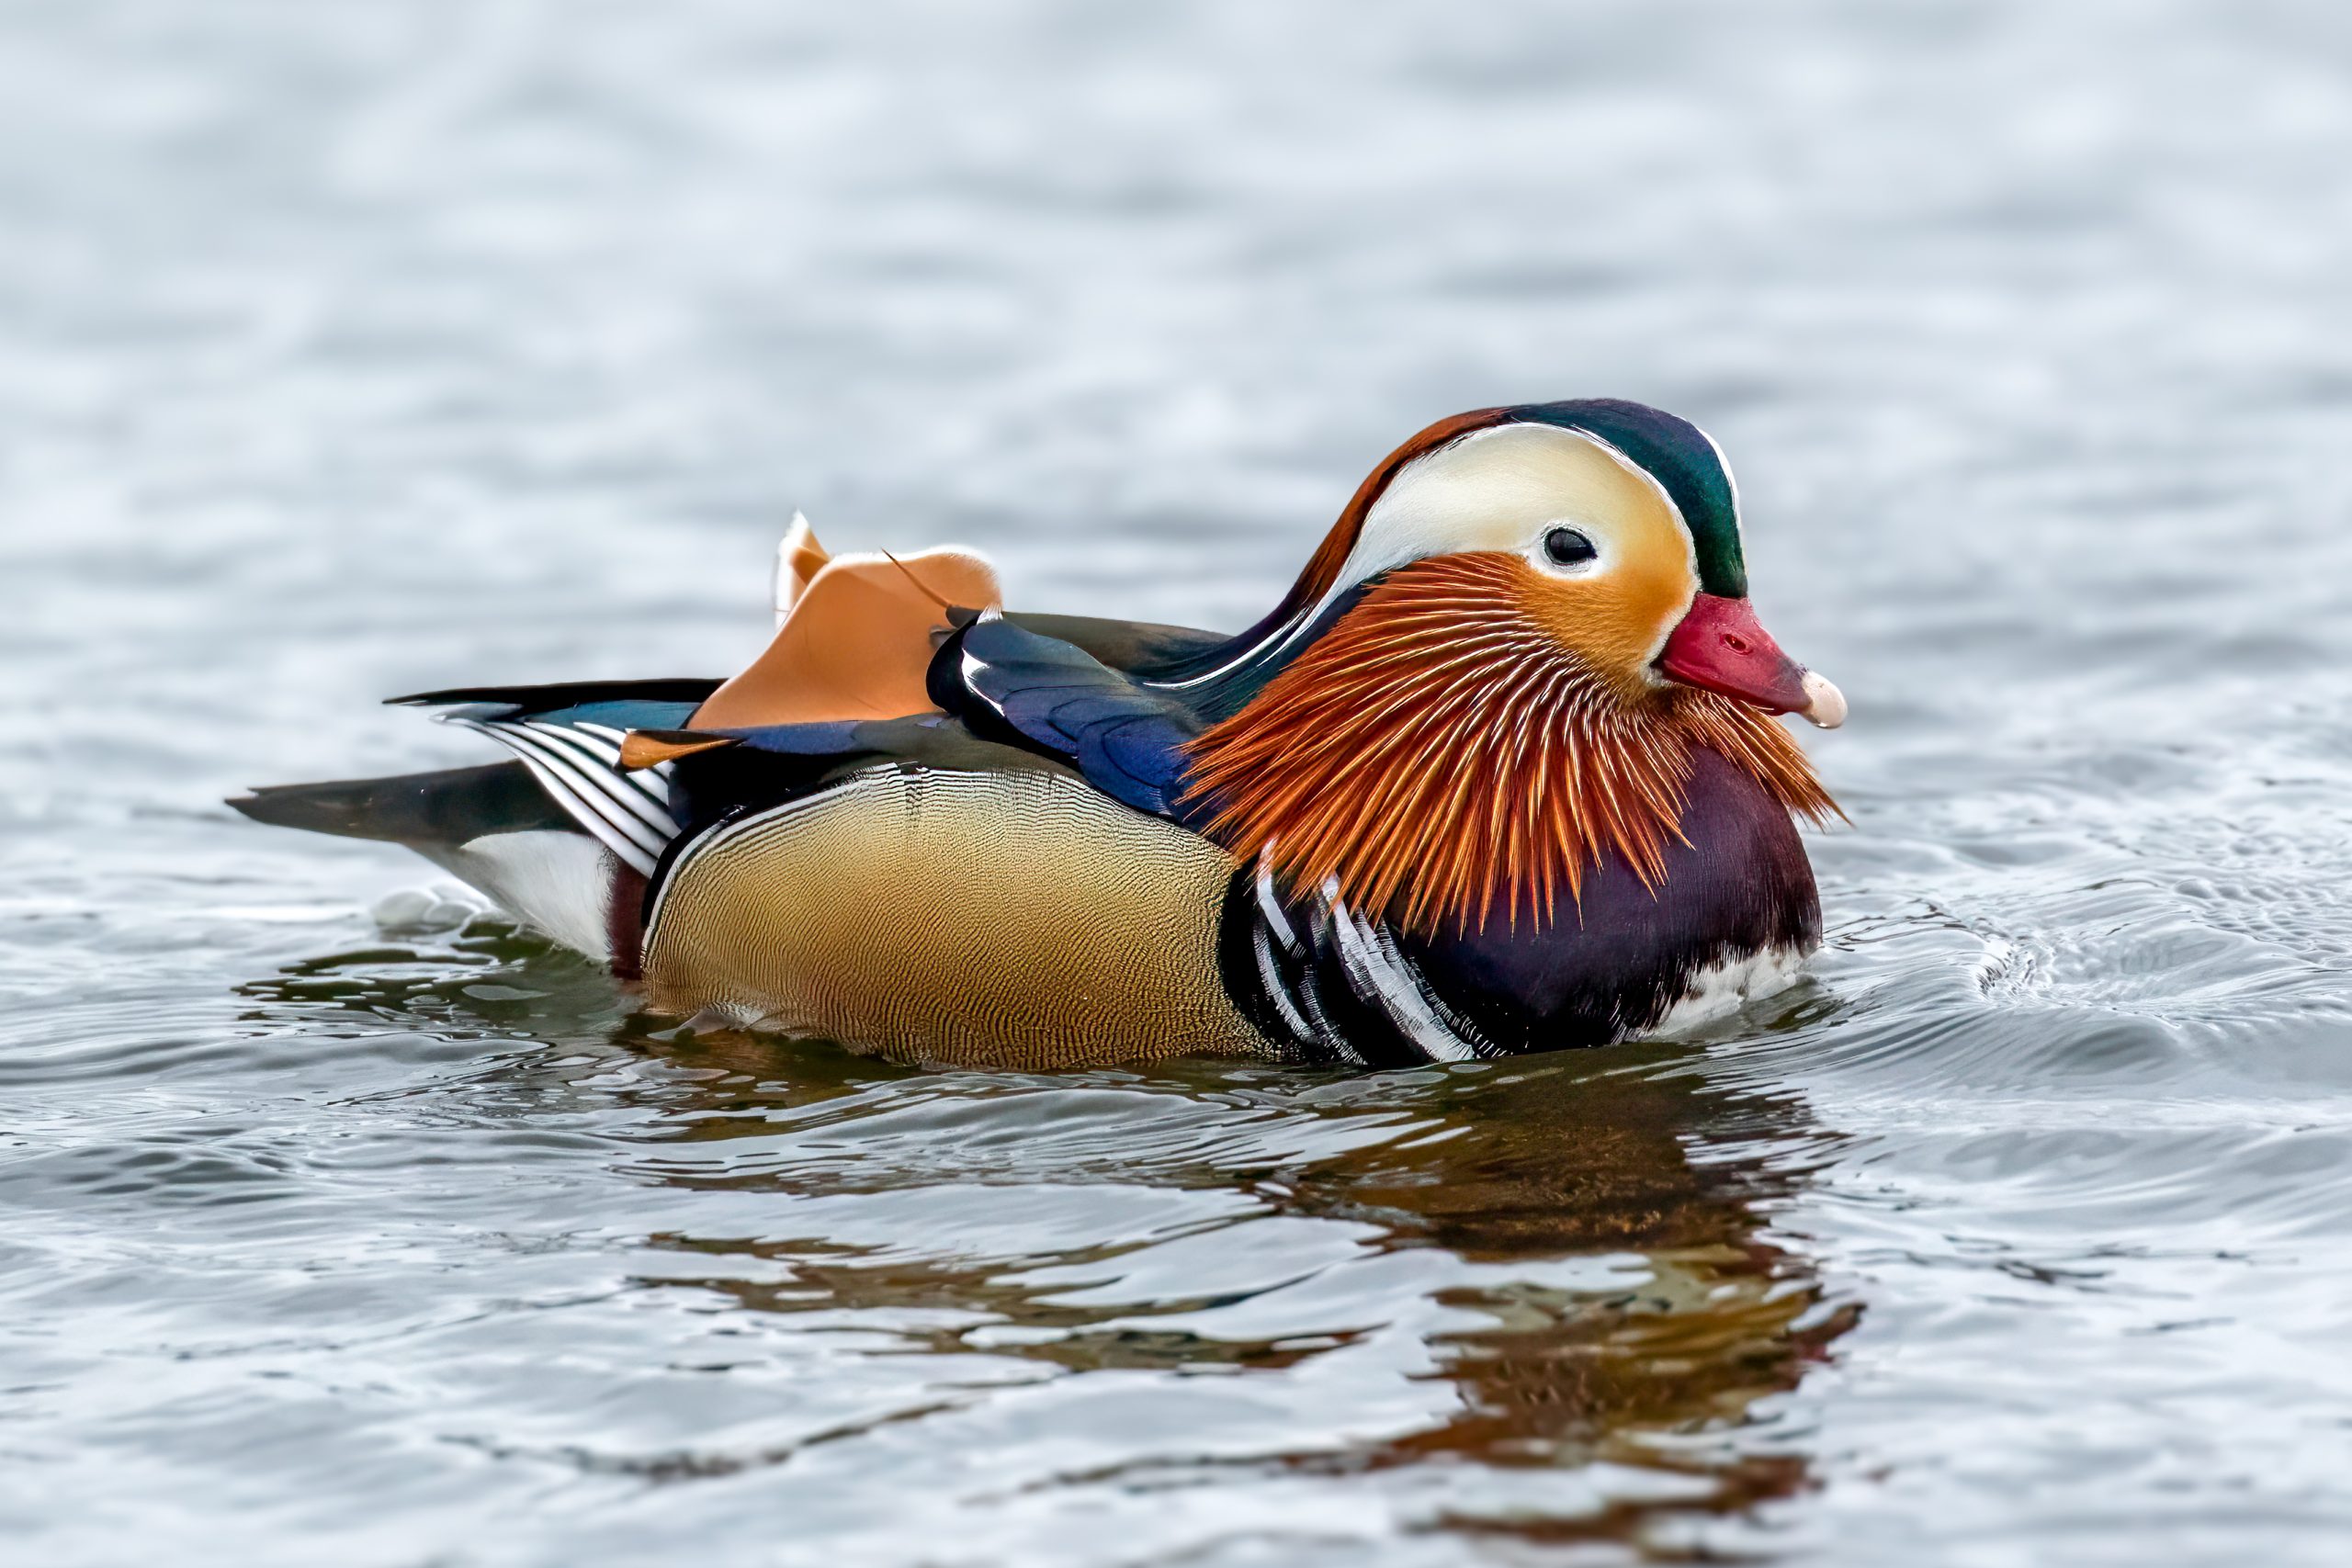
top-left (235, 400), bottom-right (1846, 1068)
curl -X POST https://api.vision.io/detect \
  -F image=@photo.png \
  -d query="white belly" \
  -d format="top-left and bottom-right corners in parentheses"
top-left (1651, 945), bottom-right (1809, 1037)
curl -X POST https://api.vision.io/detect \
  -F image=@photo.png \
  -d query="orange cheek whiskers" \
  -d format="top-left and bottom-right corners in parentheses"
top-left (1182, 554), bottom-right (1839, 934)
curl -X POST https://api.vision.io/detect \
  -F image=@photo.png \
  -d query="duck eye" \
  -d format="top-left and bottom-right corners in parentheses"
top-left (1543, 527), bottom-right (1598, 568)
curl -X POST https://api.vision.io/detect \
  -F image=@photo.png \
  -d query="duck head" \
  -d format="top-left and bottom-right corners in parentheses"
top-left (1239, 400), bottom-right (1843, 725)
top-left (1182, 399), bottom-right (1844, 931)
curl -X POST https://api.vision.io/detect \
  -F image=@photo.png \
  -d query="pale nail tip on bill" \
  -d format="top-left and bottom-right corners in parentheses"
top-left (1800, 670), bottom-right (1847, 729)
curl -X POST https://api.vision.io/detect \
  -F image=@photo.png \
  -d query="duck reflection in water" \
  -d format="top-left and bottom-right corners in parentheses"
top-left (1296, 1050), bottom-right (1858, 1542)
top-left (243, 919), bottom-right (1855, 1550)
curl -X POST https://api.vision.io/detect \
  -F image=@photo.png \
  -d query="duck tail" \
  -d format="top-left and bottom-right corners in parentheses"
top-left (228, 761), bottom-right (572, 846)
top-left (230, 761), bottom-right (648, 971)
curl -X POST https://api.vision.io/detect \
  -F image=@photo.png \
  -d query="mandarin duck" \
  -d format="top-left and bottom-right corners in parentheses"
top-left (235, 400), bottom-right (1845, 1068)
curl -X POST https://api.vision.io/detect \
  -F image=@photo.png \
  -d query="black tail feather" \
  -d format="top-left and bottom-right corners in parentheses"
top-left (229, 762), bottom-right (577, 847)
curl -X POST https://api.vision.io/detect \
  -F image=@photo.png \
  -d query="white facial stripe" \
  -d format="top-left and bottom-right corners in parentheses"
top-left (1322, 422), bottom-right (1698, 604)
top-left (1146, 421), bottom-right (1706, 694)
top-left (1554, 425), bottom-right (1703, 671)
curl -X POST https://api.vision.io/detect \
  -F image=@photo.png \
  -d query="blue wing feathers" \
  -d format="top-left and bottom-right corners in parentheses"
top-left (394, 631), bottom-right (1211, 833)
top-left (709, 720), bottom-right (876, 756)
top-left (947, 617), bottom-right (1205, 822)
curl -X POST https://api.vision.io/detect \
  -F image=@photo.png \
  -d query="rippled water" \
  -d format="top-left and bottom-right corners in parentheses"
top-left (10, 2), bottom-right (2352, 1562)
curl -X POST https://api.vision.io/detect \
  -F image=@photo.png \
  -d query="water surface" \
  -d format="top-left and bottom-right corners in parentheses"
top-left (8, 2), bottom-right (2352, 1562)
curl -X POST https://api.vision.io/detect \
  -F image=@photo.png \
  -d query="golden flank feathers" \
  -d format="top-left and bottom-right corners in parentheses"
top-left (1182, 552), bottom-right (1840, 933)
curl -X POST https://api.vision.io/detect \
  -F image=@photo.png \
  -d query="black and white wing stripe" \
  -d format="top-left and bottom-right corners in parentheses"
top-left (445, 715), bottom-right (680, 875)
top-left (1217, 852), bottom-right (1491, 1067)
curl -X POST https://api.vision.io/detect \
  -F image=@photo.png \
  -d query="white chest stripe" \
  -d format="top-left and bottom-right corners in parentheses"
top-left (1252, 925), bottom-right (1340, 1059)
top-left (1253, 852), bottom-right (1300, 953)
top-left (1327, 901), bottom-right (1478, 1063)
